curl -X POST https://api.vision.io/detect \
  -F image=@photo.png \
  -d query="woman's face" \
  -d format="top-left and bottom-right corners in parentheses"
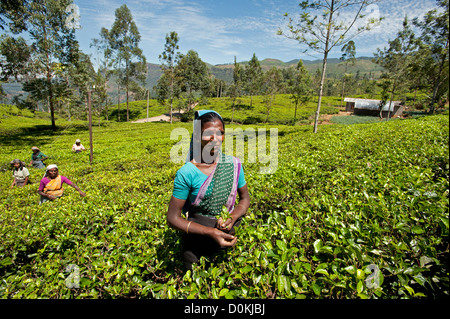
top-left (32, 149), bottom-right (38, 153)
top-left (13, 163), bottom-right (20, 169)
top-left (47, 168), bottom-right (58, 179)
top-left (201, 120), bottom-right (225, 156)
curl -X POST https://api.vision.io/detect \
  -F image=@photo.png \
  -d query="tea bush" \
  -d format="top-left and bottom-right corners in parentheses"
top-left (0, 112), bottom-right (448, 299)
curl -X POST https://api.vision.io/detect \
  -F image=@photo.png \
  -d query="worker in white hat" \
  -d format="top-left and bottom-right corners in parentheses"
top-left (72, 139), bottom-right (86, 153)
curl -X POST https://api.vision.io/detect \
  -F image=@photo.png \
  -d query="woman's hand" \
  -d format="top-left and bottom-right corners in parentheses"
top-left (167, 196), bottom-right (238, 248)
top-left (209, 228), bottom-right (237, 248)
top-left (216, 217), bottom-right (234, 232)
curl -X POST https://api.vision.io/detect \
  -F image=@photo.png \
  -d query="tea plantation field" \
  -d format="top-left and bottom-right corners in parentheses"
top-left (0, 112), bottom-right (448, 299)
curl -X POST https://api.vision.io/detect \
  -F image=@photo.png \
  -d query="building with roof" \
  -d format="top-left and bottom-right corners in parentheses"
top-left (344, 98), bottom-right (404, 118)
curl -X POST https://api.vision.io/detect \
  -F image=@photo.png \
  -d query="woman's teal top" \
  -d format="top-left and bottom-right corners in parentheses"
top-left (172, 161), bottom-right (246, 203)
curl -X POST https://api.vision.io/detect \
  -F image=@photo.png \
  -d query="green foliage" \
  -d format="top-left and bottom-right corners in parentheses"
top-left (194, 94), bottom-right (339, 125)
top-left (330, 115), bottom-right (385, 125)
top-left (108, 4), bottom-right (147, 122)
top-left (0, 111), bottom-right (448, 299)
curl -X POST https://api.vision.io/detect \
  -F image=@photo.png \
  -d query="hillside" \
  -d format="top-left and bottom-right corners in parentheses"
top-left (1, 57), bottom-right (383, 103)
top-left (214, 56), bottom-right (383, 80)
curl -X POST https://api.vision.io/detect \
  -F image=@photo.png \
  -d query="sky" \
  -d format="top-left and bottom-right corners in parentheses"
top-left (8, 0), bottom-right (445, 67)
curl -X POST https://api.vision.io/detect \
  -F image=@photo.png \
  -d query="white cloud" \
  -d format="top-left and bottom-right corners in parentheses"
top-left (74, 0), bottom-right (443, 65)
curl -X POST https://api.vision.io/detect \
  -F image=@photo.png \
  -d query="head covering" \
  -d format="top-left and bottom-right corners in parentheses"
top-left (10, 159), bottom-right (26, 170)
top-left (75, 139), bottom-right (81, 143)
top-left (186, 110), bottom-right (223, 163)
top-left (31, 146), bottom-right (39, 151)
top-left (43, 164), bottom-right (58, 178)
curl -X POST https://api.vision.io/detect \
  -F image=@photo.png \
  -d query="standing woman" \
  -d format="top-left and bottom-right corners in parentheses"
top-left (30, 146), bottom-right (48, 169)
top-left (167, 110), bottom-right (250, 270)
top-left (38, 164), bottom-right (86, 204)
top-left (10, 159), bottom-right (30, 187)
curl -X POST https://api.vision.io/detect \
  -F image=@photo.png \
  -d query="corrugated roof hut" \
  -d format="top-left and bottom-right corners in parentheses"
top-left (344, 98), bottom-right (404, 118)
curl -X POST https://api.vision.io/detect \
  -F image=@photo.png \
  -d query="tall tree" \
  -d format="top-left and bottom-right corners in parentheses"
top-left (413, 0), bottom-right (449, 113)
top-left (374, 16), bottom-right (417, 119)
top-left (262, 67), bottom-right (282, 123)
top-left (0, 0), bottom-right (28, 33)
top-left (0, 35), bottom-right (32, 81)
top-left (285, 60), bottom-right (313, 124)
top-left (159, 31), bottom-right (181, 124)
top-left (109, 4), bottom-right (147, 122)
top-left (0, 0), bottom-right (79, 130)
top-left (176, 50), bottom-right (210, 107)
top-left (377, 76), bottom-right (391, 118)
top-left (244, 53), bottom-right (263, 108)
top-left (279, 0), bottom-right (382, 132)
top-left (91, 27), bottom-right (113, 121)
top-left (229, 56), bottom-right (243, 123)
top-left (339, 40), bottom-right (356, 106)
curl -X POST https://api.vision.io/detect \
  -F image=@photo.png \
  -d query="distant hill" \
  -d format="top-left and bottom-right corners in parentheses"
top-left (213, 56), bottom-right (384, 81)
top-left (1, 57), bottom-right (383, 103)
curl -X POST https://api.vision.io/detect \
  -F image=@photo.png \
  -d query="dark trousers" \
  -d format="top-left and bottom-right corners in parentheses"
top-left (181, 214), bottom-right (241, 271)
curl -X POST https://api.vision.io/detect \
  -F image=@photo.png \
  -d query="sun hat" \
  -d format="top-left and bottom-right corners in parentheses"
top-left (46, 164), bottom-right (58, 171)
top-left (75, 139), bottom-right (81, 143)
top-left (43, 164), bottom-right (58, 178)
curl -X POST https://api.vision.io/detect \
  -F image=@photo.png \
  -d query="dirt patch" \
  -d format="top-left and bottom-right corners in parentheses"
top-left (131, 111), bottom-right (185, 123)
top-left (310, 111), bottom-right (352, 125)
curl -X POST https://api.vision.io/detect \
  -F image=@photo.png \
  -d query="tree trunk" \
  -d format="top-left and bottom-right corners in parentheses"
top-left (67, 103), bottom-right (71, 121)
top-left (87, 89), bottom-right (93, 164)
top-left (231, 98), bottom-right (235, 124)
top-left (146, 89), bottom-right (149, 121)
top-left (294, 100), bottom-right (298, 124)
top-left (117, 84), bottom-right (121, 121)
top-left (341, 64), bottom-right (348, 107)
top-left (387, 79), bottom-right (397, 120)
top-left (313, 51), bottom-right (328, 133)
top-left (313, 0), bottom-right (334, 133)
top-left (126, 62), bottom-right (129, 122)
top-left (126, 83), bottom-right (129, 122)
top-left (170, 66), bottom-right (174, 124)
top-left (429, 38), bottom-right (448, 114)
top-left (43, 25), bottom-right (56, 131)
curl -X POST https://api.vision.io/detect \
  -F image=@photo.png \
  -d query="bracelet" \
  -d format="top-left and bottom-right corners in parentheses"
top-left (186, 221), bottom-right (193, 234)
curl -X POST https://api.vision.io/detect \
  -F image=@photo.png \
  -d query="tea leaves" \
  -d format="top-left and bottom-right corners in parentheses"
top-left (0, 114), bottom-right (448, 299)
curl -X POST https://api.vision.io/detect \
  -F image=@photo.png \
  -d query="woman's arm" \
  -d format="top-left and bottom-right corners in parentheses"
top-left (217, 184), bottom-right (250, 231)
top-left (23, 176), bottom-right (29, 186)
top-left (167, 196), bottom-right (237, 248)
top-left (38, 190), bottom-right (56, 200)
top-left (70, 183), bottom-right (86, 197)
